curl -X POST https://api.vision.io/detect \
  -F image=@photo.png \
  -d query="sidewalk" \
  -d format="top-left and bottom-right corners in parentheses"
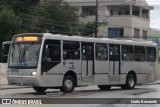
top-left (154, 80), bottom-right (160, 84)
top-left (0, 84), bottom-right (31, 90)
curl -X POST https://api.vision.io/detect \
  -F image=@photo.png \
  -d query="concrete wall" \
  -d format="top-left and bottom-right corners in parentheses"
top-left (0, 63), bottom-right (8, 84)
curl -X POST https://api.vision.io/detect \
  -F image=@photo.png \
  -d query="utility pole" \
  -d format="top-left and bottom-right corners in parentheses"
top-left (95, 0), bottom-right (98, 38)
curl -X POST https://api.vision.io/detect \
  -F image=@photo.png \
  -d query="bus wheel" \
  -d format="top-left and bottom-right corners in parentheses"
top-left (60, 75), bottom-right (76, 93)
top-left (98, 85), bottom-right (111, 90)
top-left (33, 86), bottom-right (47, 93)
top-left (125, 74), bottom-right (136, 89)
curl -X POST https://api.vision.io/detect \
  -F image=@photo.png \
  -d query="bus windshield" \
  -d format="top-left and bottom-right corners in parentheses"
top-left (9, 42), bottom-right (41, 67)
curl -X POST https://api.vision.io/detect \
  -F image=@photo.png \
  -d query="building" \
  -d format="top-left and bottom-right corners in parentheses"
top-left (65, 0), bottom-right (153, 38)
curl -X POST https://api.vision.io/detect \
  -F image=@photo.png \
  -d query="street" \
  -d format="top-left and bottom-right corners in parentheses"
top-left (0, 84), bottom-right (160, 98)
top-left (0, 83), bottom-right (160, 107)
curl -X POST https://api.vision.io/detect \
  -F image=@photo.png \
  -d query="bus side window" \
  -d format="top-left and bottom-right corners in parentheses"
top-left (109, 45), bottom-right (120, 61)
top-left (41, 40), bottom-right (61, 72)
top-left (63, 41), bottom-right (80, 60)
top-left (134, 46), bottom-right (145, 61)
top-left (82, 45), bottom-right (86, 60)
top-left (42, 40), bottom-right (61, 62)
top-left (96, 43), bottom-right (108, 61)
top-left (146, 47), bottom-right (156, 62)
top-left (122, 45), bottom-right (133, 61)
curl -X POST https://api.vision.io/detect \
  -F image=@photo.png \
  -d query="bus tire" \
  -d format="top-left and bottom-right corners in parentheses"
top-left (125, 74), bottom-right (136, 89)
top-left (60, 75), bottom-right (76, 93)
top-left (98, 85), bottom-right (111, 90)
top-left (120, 85), bottom-right (127, 89)
top-left (33, 86), bottom-right (47, 93)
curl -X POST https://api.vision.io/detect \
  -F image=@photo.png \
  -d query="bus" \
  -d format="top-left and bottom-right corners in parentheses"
top-left (6, 33), bottom-right (157, 93)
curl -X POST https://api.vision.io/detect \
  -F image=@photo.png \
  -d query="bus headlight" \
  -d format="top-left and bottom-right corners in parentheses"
top-left (31, 71), bottom-right (36, 76)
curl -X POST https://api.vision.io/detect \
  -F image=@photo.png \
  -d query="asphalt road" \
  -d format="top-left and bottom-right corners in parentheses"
top-left (0, 83), bottom-right (160, 107)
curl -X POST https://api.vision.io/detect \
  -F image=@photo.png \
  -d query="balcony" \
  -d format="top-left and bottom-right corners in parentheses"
top-left (107, 15), bottom-right (150, 29)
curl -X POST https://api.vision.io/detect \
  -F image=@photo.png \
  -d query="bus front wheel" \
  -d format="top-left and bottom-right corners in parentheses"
top-left (33, 86), bottom-right (47, 93)
top-left (98, 85), bottom-right (111, 90)
top-left (60, 75), bottom-right (76, 93)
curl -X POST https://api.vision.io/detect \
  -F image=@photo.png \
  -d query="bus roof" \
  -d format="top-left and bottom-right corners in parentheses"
top-left (13, 33), bottom-right (157, 47)
top-left (42, 33), bottom-right (157, 47)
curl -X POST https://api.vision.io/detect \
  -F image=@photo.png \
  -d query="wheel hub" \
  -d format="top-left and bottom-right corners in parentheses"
top-left (65, 80), bottom-right (73, 89)
top-left (129, 77), bottom-right (134, 87)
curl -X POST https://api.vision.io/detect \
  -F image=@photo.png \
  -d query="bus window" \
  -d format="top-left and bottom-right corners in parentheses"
top-left (146, 47), bottom-right (156, 62)
top-left (134, 46), bottom-right (145, 61)
top-left (109, 44), bottom-right (120, 61)
top-left (63, 41), bottom-right (80, 60)
top-left (122, 45), bottom-right (133, 61)
top-left (81, 43), bottom-right (94, 60)
top-left (96, 43), bottom-right (108, 61)
top-left (41, 40), bottom-right (61, 72)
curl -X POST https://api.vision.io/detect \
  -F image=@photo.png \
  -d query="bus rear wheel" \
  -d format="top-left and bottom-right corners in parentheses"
top-left (98, 85), bottom-right (111, 90)
top-left (60, 75), bottom-right (76, 93)
top-left (121, 74), bottom-right (136, 89)
top-left (33, 86), bottom-right (47, 93)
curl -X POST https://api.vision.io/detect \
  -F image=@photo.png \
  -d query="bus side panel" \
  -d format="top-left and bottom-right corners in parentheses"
top-left (145, 61), bottom-right (157, 83)
top-left (120, 62), bottom-right (134, 84)
top-left (134, 62), bottom-right (147, 84)
top-left (40, 63), bottom-right (64, 87)
top-left (136, 74), bottom-right (146, 84)
top-left (94, 74), bottom-right (109, 85)
top-left (64, 60), bottom-right (82, 85)
top-left (94, 61), bottom-right (109, 85)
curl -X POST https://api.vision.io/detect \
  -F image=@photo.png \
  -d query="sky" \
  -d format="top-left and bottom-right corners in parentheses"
top-left (146, 0), bottom-right (160, 30)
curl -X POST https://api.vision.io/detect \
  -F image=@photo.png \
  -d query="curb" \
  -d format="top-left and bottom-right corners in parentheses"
top-left (0, 86), bottom-right (31, 90)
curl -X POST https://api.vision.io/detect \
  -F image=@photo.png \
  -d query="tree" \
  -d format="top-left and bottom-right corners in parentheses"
top-left (32, 0), bottom-right (80, 35)
top-left (79, 22), bottom-right (95, 37)
top-left (0, 0), bottom-right (41, 32)
top-left (0, 8), bottom-right (22, 62)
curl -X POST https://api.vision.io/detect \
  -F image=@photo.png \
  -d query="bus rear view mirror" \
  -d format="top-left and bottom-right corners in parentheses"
top-left (2, 41), bottom-right (11, 57)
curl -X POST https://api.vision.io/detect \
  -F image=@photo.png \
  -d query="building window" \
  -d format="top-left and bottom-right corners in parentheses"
top-left (142, 30), bottom-right (148, 39)
top-left (108, 28), bottom-right (124, 38)
top-left (82, 6), bottom-right (96, 16)
top-left (134, 28), bottom-right (140, 38)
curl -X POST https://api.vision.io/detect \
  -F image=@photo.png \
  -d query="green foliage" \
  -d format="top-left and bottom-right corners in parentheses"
top-left (79, 22), bottom-right (95, 37)
top-left (0, 0), bottom-right (85, 62)
top-left (32, 0), bottom-right (80, 35)
top-left (0, 0), bottom-right (41, 32)
top-left (0, 8), bottom-right (22, 62)
top-left (1, 0), bottom-right (41, 13)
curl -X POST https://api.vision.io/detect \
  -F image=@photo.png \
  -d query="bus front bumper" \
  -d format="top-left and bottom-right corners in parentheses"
top-left (7, 75), bottom-right (37, 86)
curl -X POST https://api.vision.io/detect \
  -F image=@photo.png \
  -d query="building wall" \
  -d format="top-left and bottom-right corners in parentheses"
top-left (65, 0), bottom-right (151, 38)
top-left (0, 63), bottom-right (8, 84)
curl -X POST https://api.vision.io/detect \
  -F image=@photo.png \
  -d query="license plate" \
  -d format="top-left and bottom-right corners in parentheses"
top-left (18, 77), bottom-right (23, 80)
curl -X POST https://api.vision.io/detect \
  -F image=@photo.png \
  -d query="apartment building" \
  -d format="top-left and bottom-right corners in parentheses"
top-left (65, 0), bottom-right (153, 38)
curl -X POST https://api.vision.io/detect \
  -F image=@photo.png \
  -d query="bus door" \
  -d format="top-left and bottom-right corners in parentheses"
top-left (81, 43), bottom-right (94, 81)
top-left (109, 44), bottom-right (120, 76)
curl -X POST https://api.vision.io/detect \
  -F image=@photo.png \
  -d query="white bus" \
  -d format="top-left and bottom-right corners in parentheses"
top-left (6, 33), bottom-right (157, 93)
